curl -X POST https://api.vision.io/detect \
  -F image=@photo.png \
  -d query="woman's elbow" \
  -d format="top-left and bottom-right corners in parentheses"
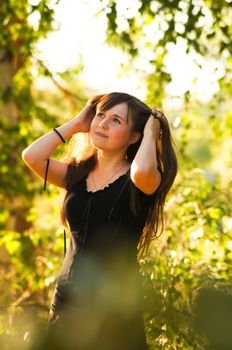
top-left (22, 149), bottom-right (34, 164)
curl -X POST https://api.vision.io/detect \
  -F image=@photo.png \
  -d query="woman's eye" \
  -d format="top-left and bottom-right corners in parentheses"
top-left (96, 113), bottom-right (103, 118)
top-left (113, 118), bottom-right (121, 124)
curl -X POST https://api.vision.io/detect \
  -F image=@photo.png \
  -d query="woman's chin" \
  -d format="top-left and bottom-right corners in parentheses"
top-left (90, 138), bottom-right (107, 151)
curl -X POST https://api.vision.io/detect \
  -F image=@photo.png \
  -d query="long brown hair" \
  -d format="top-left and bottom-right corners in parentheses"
top-left (59, 92), bottom-right (178, 258)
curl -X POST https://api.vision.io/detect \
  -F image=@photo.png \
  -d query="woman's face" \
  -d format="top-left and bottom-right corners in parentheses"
top-left (89, 103), bottom-right (140, 153)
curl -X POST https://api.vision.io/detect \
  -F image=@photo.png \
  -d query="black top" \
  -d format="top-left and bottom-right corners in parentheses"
top-left (47, 164), bottom-right (155, 349)
top-left (64, 172), bottom-right (155, 252)
top-left (50, 167), bottom-right (156, 305)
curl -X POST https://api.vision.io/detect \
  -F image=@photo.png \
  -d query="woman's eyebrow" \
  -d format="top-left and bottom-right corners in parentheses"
top-left (111, 113), bottom-right (125, 121)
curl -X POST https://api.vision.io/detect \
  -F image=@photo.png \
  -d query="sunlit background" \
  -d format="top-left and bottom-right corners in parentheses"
top-left (1, 0), bottom-right (232, 349)
top-left (34, 0), bottom-right (223, 103)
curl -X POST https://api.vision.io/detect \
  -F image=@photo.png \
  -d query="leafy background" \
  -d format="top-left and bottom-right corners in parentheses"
top-left (0, 0), bottom-right (232, 349)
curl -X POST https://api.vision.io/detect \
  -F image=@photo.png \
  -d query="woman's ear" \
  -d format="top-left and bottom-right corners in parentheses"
top-left (129, 131), bottom-right (142, 145)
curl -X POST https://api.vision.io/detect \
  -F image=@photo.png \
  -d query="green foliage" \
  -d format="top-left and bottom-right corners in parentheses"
top-left (140, 168), bottom-right (232, 348)
top-left (0, 201), bottom-right (65, 349)
top-left (0, 1), bottom-right (88, 348)
top-left (0, 0), bottom-right (55, 55)
top-left (138, 93), bottom-right (232, 348)
top-left (0, 1), bottom-right (232, 349)
top-left (97, 0), bottom-right (232, 105)
top-left (0, 0), bottom-right (58, 201)
top-left (0, 0), bottom-right (87, 202)
top-left (100, 0), bottom-right (232, 57)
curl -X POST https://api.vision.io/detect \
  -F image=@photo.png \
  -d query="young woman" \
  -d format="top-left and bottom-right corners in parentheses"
top-left (22, 92), bottom-right (178, 350)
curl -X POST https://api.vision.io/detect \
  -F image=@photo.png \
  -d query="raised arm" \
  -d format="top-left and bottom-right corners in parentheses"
top-left (130, 113), bottom-right (161, 195)
top-left (22, 105), bottom-right (95, 189)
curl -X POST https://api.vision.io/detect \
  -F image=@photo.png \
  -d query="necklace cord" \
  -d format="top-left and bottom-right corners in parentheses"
top-left (92, 163), bottom-right (128, 191)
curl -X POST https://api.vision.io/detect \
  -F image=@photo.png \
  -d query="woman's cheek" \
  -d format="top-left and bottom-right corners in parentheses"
top-left (90, 119), bottom-right (97, 132)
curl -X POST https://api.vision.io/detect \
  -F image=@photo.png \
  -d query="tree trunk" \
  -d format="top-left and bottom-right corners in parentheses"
top-left (0, 49), bottom-right (31, 234)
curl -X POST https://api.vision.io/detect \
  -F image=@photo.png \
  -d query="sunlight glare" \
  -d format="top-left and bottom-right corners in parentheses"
top-left (36, 0), bottom-right (222, 102)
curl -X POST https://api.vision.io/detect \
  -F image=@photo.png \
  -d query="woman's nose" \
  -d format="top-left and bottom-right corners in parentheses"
top-left (98, 119), bottom-right (108, 129)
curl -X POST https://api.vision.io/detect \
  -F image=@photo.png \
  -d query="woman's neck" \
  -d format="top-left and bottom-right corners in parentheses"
top-left (95, 151), bottom-right (129, 173)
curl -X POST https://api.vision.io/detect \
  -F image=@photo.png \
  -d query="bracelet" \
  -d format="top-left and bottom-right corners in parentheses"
top-left (53, 128), bottom-right (66, 143)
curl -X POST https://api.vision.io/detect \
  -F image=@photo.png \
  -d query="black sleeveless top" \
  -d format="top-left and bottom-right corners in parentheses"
top-left (43, 160), bottom-right (156, 349)
top-left (45, 160), bottom-right (156, 316)
top-left (64, 172), bottom-right (155, 253)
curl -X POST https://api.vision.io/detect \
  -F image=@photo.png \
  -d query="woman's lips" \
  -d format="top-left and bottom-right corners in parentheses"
top-left (95, 131), bottom-right (108, 138)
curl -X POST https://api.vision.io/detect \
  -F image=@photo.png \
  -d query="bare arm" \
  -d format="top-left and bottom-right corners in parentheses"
top-left (130, 115), bottom-right (161, 195)
top-left (22, 105), bottom-right (95, 189)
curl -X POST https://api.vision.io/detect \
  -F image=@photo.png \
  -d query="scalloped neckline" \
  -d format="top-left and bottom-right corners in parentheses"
top-left (84, 171), bottom-right (129, 194)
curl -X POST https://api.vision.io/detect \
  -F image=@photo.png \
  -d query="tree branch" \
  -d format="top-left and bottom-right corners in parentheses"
top-left (36, 59), bottom-right (86, 103)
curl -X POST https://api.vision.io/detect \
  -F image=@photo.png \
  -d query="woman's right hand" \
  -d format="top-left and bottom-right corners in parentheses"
top-left (72, 104), bottom-right (96, 133)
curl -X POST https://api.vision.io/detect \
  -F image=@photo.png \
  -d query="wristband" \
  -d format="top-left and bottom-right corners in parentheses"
top-left (53, 128), bottom-right (66, 143)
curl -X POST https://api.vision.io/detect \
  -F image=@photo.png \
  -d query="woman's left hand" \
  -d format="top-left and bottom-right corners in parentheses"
top-left (143, 110), bottom-right (161, 142)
